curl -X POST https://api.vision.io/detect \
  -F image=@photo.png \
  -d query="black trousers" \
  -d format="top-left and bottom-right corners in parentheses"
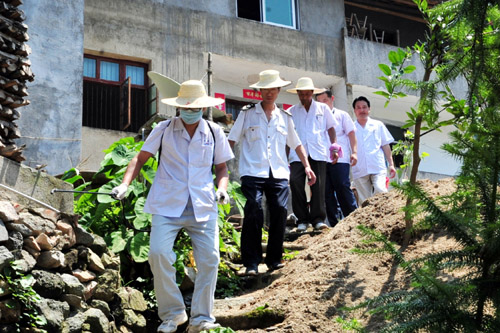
top-left (325, 162), bottom-right (358, 226)
top-left (290, 158), bottom-right (327, 225)
top-left (240, 173), bottom-right (289, 267)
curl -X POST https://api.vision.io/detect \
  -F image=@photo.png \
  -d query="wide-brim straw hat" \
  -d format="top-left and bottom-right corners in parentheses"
top-left (161, 80), bottom-right (225, 108)
top-left (147, 71), bottom-right (181, 99)
top-left (287, 77), bottom-right (326, 94)
top-left (249, 70), bottom-right (291, 89)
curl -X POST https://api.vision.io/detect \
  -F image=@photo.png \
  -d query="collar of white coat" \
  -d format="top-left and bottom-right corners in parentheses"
top-left (256, 101), bottom-right (280, 115)
top-left (173, 116), bottom-right (211, 136)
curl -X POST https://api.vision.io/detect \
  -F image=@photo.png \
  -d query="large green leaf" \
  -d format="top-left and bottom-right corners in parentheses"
top-left (128, 232), bottom-right (150, 263)
top-left (109, 145), bottom-right (134, 167)
top-left (109, 229), bottom-right (133, 253)
top-left (103, 137), bottom-right (137, 154)
top-left (61, 168), bottom-right (86, 184)
top-left (140, 166), bottom-right (157, 185)
top-left (378, 63), bottom-right (392, 76)
top-left (95, 183), bottom-right (117, 203)
top-left (404, 65), bottom-right (417, 74)
top-left (133, 212), bottom-right (151, 229)
top-left (388, 50), bottom-right (400, 64)
top-left (374, 91), bottom-right (390, 98)
top-left (134, 197), bottom-right (146, 215)
top-left (93, 202), bottom-right (111, 222)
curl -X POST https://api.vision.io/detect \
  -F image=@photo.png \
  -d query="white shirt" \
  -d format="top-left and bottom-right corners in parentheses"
top-left (351, 117), bottom-right (394, 180)
top-left (330, 107), bottom-right (356, 164)
top-left (141, 118), bottom-right (234, 222)
top-left (228, 102), bottom-right (301, 180)
top-left (288, 100), bottom-right (336, 163)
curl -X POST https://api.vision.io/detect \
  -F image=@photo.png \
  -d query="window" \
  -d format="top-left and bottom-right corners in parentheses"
top-left (225, 99), bottom-right (251, 120)
top-left (237, 0), bottom-right (298, 29)
top-left (83, 55), bottom-right (153, 132)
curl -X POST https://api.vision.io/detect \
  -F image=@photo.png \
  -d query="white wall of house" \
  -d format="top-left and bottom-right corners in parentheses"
top-left (20, 0), bottom-right (84, 175)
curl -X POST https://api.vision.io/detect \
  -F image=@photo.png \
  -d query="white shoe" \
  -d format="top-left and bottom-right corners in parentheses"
top-left (187, 321), bottom-right (221, 333)
top-left (296, 223), bottom-right (308, 232)
top-left (314, 222), bottom-right (328, 230)
top-left (157, 312), bottom-right (188, 333)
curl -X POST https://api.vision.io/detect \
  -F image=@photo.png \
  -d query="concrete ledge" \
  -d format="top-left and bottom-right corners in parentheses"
top-left (0, 156), bottom-right (74, 213)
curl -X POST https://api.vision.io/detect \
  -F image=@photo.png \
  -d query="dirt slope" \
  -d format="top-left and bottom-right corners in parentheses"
top-left (215, 178), bottom-right (458, 332)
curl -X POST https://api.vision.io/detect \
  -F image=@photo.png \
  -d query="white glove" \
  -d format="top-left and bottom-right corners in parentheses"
top-left (111, 183), bottom-right (128, 200)
top-left (216, 189), bottom-right (229, 205)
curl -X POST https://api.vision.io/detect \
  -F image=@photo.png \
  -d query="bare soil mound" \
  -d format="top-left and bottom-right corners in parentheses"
top-left (215, 178), bottom-right (458, 332)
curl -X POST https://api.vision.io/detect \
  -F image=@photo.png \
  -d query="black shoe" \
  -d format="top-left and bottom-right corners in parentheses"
top-left (245, 265), bottom-right (258, 276)
top-left (267, 262), bottom-right (285, 271)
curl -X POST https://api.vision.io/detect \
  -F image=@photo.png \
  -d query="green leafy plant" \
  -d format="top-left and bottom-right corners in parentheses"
top-left (344, 2), bottom-right (500, 331)
top-left (202, 327), bottom-right (236, 332)
top-left (374, 0), bottom-right (476, 245)
top-left (0, 262), bottom-right (46, 331)
top-left (335, 316), bottom-right (366, 333)
top-left (62, 134), bottom-right (245, 299)
top-left (282, 248), bottom-right (299, 261)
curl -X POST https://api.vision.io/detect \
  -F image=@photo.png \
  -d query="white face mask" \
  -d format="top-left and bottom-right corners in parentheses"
top-left (180, 109), bottom-right (203, 124)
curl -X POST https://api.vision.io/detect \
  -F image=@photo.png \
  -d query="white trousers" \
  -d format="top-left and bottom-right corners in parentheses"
top-left (149, 200), bottom-right (219, 326)
top-left (353, 171), bottom-right (387, 204)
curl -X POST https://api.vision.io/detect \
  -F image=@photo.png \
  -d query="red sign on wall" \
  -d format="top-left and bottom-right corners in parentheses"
top-left (214, 93), bottom-right (225, 112)
top-left (243, 89), bottom-right (263, 100)
top-left (282, 104), bottom-right (293, 111)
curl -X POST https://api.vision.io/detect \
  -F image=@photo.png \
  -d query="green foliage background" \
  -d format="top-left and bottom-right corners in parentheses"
top-left (340, 0), bottom-right (500, 332)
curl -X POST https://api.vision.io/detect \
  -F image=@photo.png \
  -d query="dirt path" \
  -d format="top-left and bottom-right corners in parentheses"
top-left (213, 178), bottom-right (458, 332)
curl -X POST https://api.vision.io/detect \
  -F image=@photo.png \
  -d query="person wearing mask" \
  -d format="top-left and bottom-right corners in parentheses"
top-left (111, 79), bottom-right (234, 333)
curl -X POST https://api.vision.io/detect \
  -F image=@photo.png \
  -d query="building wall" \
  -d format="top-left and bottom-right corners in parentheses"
top-left (83, 0), bottom-right (345, 88)
top-left (20, 0), bottom-right (465, 179)
top-left (80, 127), bottom-right (137, 173)
top-left (80, 0), bottom-right (347, 171)
top-left (20, 0), bottom-right (84, 175)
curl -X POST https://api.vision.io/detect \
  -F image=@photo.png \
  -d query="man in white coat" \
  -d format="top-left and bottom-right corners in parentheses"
top-left (111, 79), bottom-right (234, 333)
top-left (287, 78), bottom-right (338, 232)
top-left (351, 96), bottom-right (396, 204)
top-left (316, 89), bottom-right (358, 226)
top-left (228, 70), bottom-right (316, 276)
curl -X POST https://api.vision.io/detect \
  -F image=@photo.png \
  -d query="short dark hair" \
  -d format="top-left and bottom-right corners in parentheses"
top-left (352, 96), bottom-right (370, 109)
top-left (315, 89), bottom-right (332, 99)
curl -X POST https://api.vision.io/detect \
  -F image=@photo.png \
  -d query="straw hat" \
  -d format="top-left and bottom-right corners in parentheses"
top-left (147, 71), bottom-right (181, 99)
top-left (286, 77), bottom-right (326, 94)
top-left (161, 80), bottom-right (224, 108)
top-left (249, 70), bottom-right (291, 89)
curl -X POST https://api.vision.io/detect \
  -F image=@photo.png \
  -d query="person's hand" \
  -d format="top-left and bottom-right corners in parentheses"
top-left (330, 143), bottom-right (343, 164)
top-left (388, 166), bottom-right (396, 179)
top-left (111, 183), bottom-right (128, 200)
top-left (305, 167), bottom-right (316, 186)
top-left (350, 152), bottom-right (358, 167)
top-left (216, 189), bottom-right (229, 205)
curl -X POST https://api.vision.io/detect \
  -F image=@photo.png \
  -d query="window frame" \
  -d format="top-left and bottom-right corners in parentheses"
top-left (83, 54), bottom-right (148, 89)
top-left (261, 0), bottom-right (298, 29)
top-left (236, 0), bottom-right (299, 30)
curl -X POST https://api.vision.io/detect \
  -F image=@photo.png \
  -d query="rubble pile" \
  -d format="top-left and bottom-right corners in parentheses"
top-left (0, 199), bottom-right (150, 333)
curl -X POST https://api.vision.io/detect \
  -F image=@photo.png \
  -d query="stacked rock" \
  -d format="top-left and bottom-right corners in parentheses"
top-left (0, 199), bottom-right (150, 332)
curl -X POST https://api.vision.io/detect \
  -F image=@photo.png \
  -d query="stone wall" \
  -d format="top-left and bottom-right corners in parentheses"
top-left (0, 196), bottom-right (151, 332)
